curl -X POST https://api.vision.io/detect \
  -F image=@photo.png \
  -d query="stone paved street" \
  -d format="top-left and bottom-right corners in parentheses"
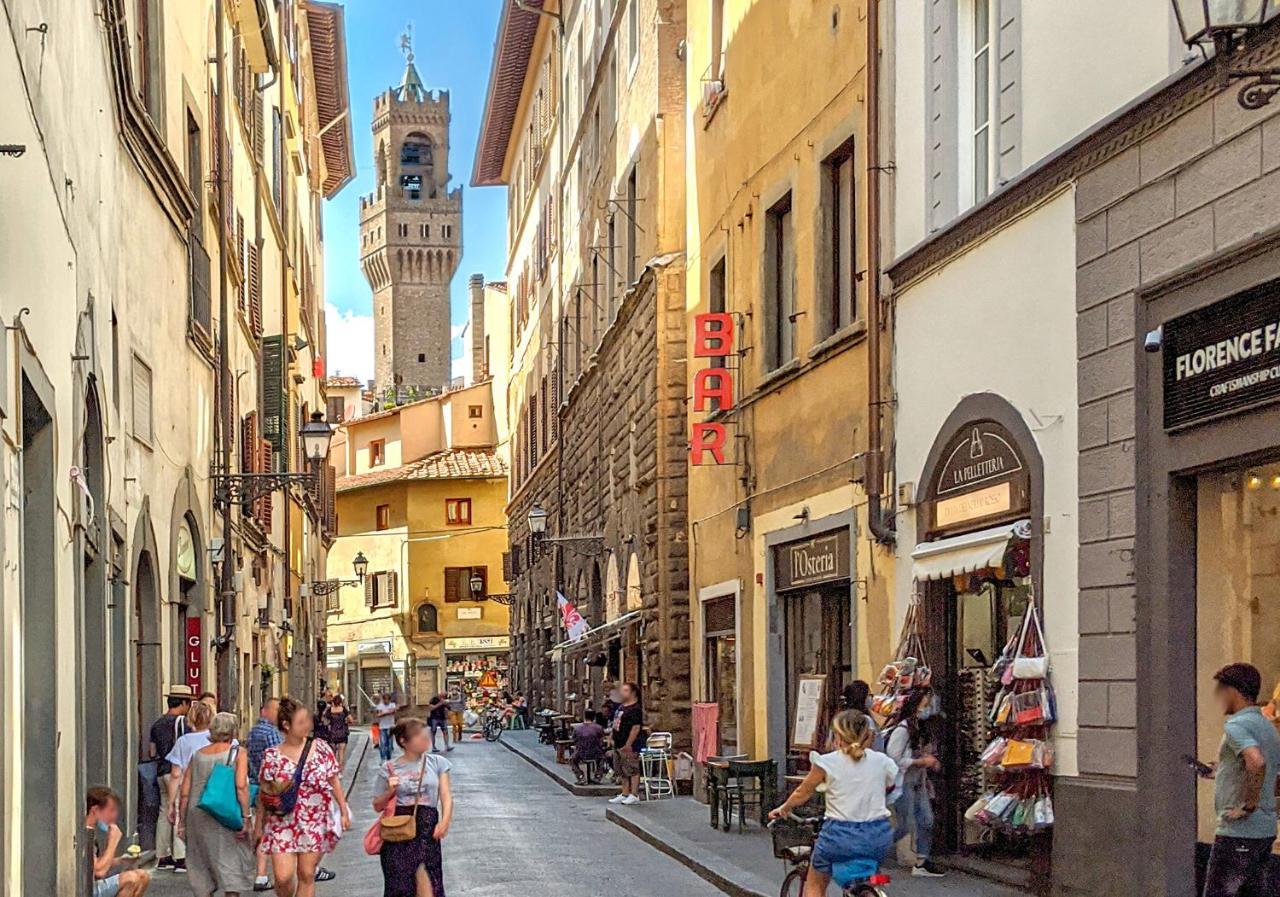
top-left (146, 729), bottom-right (724, 897)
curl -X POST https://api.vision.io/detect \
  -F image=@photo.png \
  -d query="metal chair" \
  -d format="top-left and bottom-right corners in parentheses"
top-left (640, 731), bottom-right (675, 800)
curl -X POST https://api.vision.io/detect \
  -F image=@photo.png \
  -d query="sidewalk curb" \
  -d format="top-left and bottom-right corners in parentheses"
top-left (497, 732), bottom-right (620, 797)
top-left (605, 807), bottom-right (773, 897)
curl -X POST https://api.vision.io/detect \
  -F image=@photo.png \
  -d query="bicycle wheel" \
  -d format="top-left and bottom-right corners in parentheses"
top-left (484, 722), bottom-right (503, 742)
top-left (779, 866), bottom-right (807, 897)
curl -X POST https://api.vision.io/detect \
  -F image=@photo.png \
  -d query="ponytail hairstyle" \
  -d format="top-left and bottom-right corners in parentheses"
top-left (830, 709), bottom-right (874, 762)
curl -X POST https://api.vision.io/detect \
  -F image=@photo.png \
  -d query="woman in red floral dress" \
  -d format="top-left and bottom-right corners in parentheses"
top-left (256, 697), bottom-right (352, 897)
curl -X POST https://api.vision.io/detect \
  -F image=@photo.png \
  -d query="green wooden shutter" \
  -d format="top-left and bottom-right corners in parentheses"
top-left (261, 335), bottom-right (287, 470)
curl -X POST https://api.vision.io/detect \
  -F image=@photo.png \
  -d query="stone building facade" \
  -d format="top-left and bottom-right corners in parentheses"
top-left (474, 0), bottom-right (691, 740)
top-left (360, 55), bottom-right (462, 397)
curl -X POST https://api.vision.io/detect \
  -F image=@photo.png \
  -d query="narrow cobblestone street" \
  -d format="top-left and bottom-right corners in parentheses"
top-left (147, 730), bottom-right (724, 897)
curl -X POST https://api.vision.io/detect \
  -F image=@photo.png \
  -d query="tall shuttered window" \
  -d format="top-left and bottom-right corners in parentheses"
top-left (764, 192), bottom-right (796, 371)
top-left (132, 355), bottom-right (153, 444)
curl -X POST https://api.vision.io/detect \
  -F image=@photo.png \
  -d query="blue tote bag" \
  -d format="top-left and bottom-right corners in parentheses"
top-left (197, 746), bottom-right (244, 831)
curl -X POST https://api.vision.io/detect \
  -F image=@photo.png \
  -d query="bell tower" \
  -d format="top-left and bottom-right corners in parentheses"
top-left (359, 32), bottom-right (463, 397)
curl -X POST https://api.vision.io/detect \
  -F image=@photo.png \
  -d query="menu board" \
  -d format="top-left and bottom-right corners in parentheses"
top-left (791, 674), bottom-right (828, 750)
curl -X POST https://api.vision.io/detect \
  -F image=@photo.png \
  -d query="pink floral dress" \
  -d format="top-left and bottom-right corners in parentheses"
top-left (258, 739), bottom-right (341, 855)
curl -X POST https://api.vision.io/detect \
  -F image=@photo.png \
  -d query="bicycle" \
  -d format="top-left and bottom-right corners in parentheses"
top-left (769, 815), bottom-right (891, 897)
top-left (482, 709), bottom-right (505, 742)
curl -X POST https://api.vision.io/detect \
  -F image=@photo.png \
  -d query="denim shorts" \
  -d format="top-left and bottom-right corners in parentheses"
top-left (94, 875), bottom-right (121, 897)
top-left (811, 818), bottom-right (893, 877)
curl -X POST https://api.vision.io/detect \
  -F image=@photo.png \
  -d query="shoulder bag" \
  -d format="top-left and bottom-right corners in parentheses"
top-left (197, 746), bottom-right (245, 831)
top-left (260, 737), bottom-right (314, 818)
top-left (379, 754), bottom-right (429, 844)
top-left (363, 762), bottom-right (399, 855)
top-left (1012, 602), bottom-right (1049, 680)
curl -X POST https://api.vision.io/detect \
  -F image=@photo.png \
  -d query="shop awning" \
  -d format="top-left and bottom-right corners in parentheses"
top-left (548, 610), bottom-right (642, 661)
top-left (910, 520), bottom-right (1031, 582)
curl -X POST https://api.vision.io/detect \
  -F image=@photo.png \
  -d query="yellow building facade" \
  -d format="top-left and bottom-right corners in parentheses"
top-left (325, 382), bottom-right (511, 720)
top-left (684, 0), bottom-right (895, 762)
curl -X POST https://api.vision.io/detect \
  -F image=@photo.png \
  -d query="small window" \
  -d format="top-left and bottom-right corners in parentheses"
top-left (468, 405), bottom-right (483, 419)
top-left (326, 395), bottom-right (345, 423)
top-left (418, 353), bottom-right (426, 363)
top-left (765, 192), bottom-right (796, 370)
top-left (823, 137), bottom-right (857, 334)
top-left (365, 570), bottom-right (397, 609)
top-left (132, 355), bottom-right (153, 444)
top-left (370, 439), bottom-right (386, 466)
top-left (376, 504), bottom-right (390, 531)
top-left (446, 498), bottom-right (472, 526)
top-left (420, 223), bottom-right (429, 239)
top-left (628, 0), bottom-right (639, 69)
top-left (444, 566), bottom-right (486, 602)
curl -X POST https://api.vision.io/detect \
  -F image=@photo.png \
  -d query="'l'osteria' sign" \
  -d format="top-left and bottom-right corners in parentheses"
top-left (928, 422), bottom-right (1030, 535)
top-left (1163, 281), bottom-right (1280, 430)
top-left (775, 529), bottom-right (851, 592)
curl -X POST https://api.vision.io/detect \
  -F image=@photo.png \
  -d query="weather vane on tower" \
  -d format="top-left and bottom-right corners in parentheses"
top-left (399, 23), bottom-right (414, 63)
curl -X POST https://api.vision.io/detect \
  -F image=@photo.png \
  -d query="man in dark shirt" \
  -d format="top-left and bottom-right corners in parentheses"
top-left (148, 685), bottom-right (192, 871)
top-left (608, 683), bottom-right (644, 806)
top-left (571, 711), bottom-right (607, 784)
top-left (427, 693), bottom-right (453, 753)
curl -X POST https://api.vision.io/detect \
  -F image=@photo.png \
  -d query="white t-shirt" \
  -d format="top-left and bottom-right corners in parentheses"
top-left (809, 748), bottom-right (897, 822)
top-left (375, 702), bottom-right (398, 726)
top-left (166, 731), bottom-right (240, 773)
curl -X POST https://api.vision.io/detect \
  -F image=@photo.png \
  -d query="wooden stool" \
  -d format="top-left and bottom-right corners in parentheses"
top-left (555, 739), bottom-right (574, 764)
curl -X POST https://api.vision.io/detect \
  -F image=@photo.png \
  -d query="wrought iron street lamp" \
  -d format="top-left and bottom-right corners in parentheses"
top-left (213, 411), bottom-right (335, 506)
top-left (527, 504), bottom-right (549, 535)
top-left (1172, 0), bottom-right (1280, 108)
top-left (469, 569), bottom-right (485, 597)
top-left (310, 552), bottom-right (370, 596)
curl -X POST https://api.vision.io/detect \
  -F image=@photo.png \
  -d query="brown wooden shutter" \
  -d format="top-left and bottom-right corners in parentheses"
top-left (324, 465), bottom-right (337, 534)
top-left (388, 571), bottom-right (398, 608)
top-left (502, 552), bottom-right (512, 583)
top-left (365, 574), bottom-right (375, 608)
top-left (257, 439), bottom-right (273, 527)
top-left (444, 568), bottom-right (461, 603)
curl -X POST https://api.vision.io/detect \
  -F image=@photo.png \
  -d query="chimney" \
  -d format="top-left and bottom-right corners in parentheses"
top-left (468, 274), bottom-right (486, 380)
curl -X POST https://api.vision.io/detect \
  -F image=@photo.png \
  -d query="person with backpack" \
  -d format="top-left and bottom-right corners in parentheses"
top-left (885, 689), bottom-right (946, 878)
top-left (255, 697), bottom-right (351, 897)
top-left (177, 712), bottom-right (255, 896)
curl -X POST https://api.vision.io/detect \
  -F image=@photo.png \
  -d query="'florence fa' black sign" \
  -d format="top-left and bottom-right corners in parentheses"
top-left (1163, 281), bottom-right (1280, 430)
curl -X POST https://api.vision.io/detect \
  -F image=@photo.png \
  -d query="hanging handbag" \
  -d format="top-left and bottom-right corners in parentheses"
top-left (260, 738), bottom-right (314, 818)
top-left (196, 746), bottom-right (245, 831)
top-left (1012, 689), bottom-right (1046, 726)
top-left (1013, 603), bottom-right (1049, 680)
top-left (379, 754), bottom-right (429, 844)
top-left (964, 794), bottom-right (991, 821)
top-left (1000, 739), bottom-right (1036, 769)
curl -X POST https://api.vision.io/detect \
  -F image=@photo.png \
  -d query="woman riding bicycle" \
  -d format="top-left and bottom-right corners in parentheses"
top-left (769, 710), bottom-right (897, 897)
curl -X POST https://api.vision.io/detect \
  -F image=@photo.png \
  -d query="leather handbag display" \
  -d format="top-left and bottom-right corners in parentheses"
top-left (379, 754), bottom-right (429, 844)
top-left (1012, 603), bottom-right (1049, 679)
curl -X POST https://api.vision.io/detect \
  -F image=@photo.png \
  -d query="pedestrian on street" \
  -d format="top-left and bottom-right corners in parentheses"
top-left (1200, 663), bottom-right (1280, 897)
top-left (324, 695), bottom-right (353, 766)
top-left (427, 693), bottom-right (453, 753)
top-left (151, 685), bottom-right (194, 873)
top-left (570, 711), bottom-right (607, 785)
top-left (177, 712), bottom-right (256, 897)
top-left (315, 693), bottom-right (332, 744)
top-left (200, 692), bottom-right (219, 712)
top-left (374, 718), bottom-right (454, 897)
top-left (256, 696), bottom-right (351, 897)
top-left (607, 683), bottom-right (644, 807)
top-left (769, 711), bottom-right (897, 897)
top-left (840, 681), bottom-right (884, 752)
top-left (445, 690), bottom-right (466, 743)
top-left (375, 693), bottom-right (399, 762)
top-left (166, 700), bottom-right (224, 875)
top-left (87, 786), bottom-right (152, 897)
top-left (248, 698), bottom-right (283, 892)
top-left (885, 689), bottom-right (945, 878)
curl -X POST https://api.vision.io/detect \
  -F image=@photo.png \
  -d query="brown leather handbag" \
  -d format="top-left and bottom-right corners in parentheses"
top-left (379, 754), bottom-right (428, 843)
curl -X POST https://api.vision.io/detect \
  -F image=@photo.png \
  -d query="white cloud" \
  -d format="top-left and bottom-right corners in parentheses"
top-left (325, 304), bottom-right (374, 385)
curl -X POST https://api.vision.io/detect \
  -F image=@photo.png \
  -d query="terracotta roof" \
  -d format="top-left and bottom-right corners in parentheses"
top-left (304, 1), bottom-right (355, 198)
top-left (337, 448), bottom-right (508, 492)
top-left (488, 281), bottom-right (508, 292)
top-left (326, 375), bottom-right (362, 388)
top-left (471, 0), bottom-right (546, 187)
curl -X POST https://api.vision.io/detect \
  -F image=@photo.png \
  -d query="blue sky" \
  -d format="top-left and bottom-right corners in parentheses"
top-left (323, 2), bottom-right (507, 384)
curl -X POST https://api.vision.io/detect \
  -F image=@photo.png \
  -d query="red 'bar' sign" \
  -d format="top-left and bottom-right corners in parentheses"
top-left (186, 616), bottom-right (202, 691)
top-left (691, 313), bottom-right (734, 465)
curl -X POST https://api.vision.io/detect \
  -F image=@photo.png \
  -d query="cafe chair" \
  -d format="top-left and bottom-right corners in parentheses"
top-left (705, 754), bottom-right (749, 830)
top-left (723, 758), bottom-right (778, 832)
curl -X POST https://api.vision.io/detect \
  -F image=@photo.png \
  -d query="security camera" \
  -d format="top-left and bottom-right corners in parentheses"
top-left (1144, 325), bottom-right (1163, 353)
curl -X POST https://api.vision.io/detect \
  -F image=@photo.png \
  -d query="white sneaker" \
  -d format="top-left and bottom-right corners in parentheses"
top-left (608, 794), bottom-right (627, 804)
top-left (620, 794), bottom-right (641, 805)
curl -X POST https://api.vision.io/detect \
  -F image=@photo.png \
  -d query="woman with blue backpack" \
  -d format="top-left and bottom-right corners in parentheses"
top-left (769, 710), bottom-right (898, 897)
top-left (256, 697), bottom-right (352, 897)
top-left (177, 711), bottom-right (256, 896)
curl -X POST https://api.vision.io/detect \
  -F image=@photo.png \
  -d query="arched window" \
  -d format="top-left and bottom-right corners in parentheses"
top-left (417, 602), bottom-right (438, 634)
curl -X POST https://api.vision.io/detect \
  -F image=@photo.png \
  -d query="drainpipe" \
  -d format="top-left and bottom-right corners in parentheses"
top-left (214, 0), bottom-right (242, 707)
top-left (865, 0), bottom-right (894, 546)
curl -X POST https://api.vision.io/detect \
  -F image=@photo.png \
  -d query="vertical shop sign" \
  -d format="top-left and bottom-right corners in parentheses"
top-left (186, 616), bottom-right (203, 691)
top-left (691, 313), bottom-right (735, 465)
